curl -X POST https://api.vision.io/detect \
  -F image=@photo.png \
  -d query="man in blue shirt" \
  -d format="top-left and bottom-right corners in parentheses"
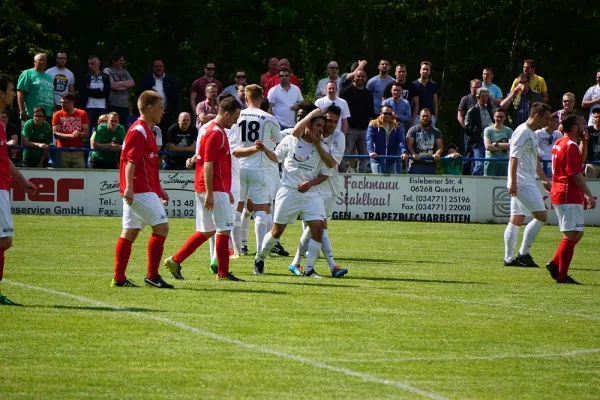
top-left (366, 59), bottom-right (394, 115)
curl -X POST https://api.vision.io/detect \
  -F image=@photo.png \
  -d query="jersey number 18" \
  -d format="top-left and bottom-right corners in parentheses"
top-left (238, 120), bottom-right (260, 142)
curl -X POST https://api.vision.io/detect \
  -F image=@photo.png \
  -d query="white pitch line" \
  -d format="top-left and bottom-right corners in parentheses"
top-left (5, 280), bottom-right (448, 400)
top-left (333, 348), bottom-right (600, 363)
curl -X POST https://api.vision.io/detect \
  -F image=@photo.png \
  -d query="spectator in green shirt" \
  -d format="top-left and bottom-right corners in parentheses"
top-left (90, 112), bottom-right (126, 169)
top-left (16, 53), bottom-right (54, 121)
top-left (443, 143), bottom-right (462, 175)
top-left (483, 108), bottom-right (512, 176)
top-left (21, 106), bottom-right (52, 168)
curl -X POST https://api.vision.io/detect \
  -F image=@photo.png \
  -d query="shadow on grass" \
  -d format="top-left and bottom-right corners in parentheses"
top-left (178, 287), bottom-right (289, 295)
top-left (26, 305), bottom-right (162, 312)
top-left (252, 276), bottom-right (358, 288)
top-left (335, 257), bottom-right (447, 265)
top-left (342, 276), bottom-right (488, 285)
top-left (571, 268), bottom-right (600, 273)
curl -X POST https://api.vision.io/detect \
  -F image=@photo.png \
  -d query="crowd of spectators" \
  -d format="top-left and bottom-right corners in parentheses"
top-left (4, 51), bottom-right (600, 177)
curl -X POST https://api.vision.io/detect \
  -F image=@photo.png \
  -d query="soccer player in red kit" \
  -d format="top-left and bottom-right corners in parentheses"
top-left (163, 97), bottom-right (244, 281)
top-left (547, 114), bottom-right (596, 284)
top-left (113, 90), bottom-right (173, 288)
top-left (0, 74), bottom-right (38, 305)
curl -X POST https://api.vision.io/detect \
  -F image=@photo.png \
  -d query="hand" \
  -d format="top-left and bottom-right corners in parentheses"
top-left (433, 154), bottom-right (441, 161)
top-left (309, 108), bottom-right (324, 118)
top-left (542, 180), bottom-right (551, 193)
top-left (401, 153), bottom-right (409, 161)
top-left (204, 193), bottom-right (214, 211)
top-left (508, 182), bottom-right (517, 197)
top-left (123, 187), bottom-right (134, 205)
top-left (22, 180), bottom-right (38, 194)
top-left (38, 143), bottom-right (48, 149)
top-left (255, 140), bottom-right (265, 151)
top-left (413, 154), bottom-right (420, 161)
top-left (186, 157), bottom-right (195, 169)
top-left (229, 192), bottom-right (234, 205)
top-left (160, 187), bottom-right (169, 203)
top-left (20, 111), bottom-right (28, 121)
top-left (581, 128), bottom-right (589, 142)
top-left (369, 152), bottom-right (378, 159)
top-left (587, 195), bottom-right (596, 209)
top-left (297, 181), bottom-right (311, 193)
top-left (358, 60), bottom-right (368, 69)
top-left (452, 152), bottom-right (462, 159)
top-left (72, 130), bottom-right (81, 138)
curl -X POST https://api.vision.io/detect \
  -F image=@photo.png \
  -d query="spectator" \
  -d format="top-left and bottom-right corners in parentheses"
top-left (190, 62), bottom-right (223, 111)
top-left (554, 92), bottom-right (576, 121)
top-left (339, 60), bottom-right (367, 91)
top-left (104, 51), bottom-right (135, 125)
top-left (236, 84), bottom-right (247, 108)
top-left (137, 59), bottom-right (180, 134)
top-left (500, 73), bottom-right (543, 129)
top-left (443, 143), bottom-right (462, 175)
top-left (260, 57), bottom-right (279, 89)
top-left (1, 111), bottom-right (21, 165)
top-left (195, 83), bottom-right (219, 128)
top-left (339, 68), bottom-right (373, 173)
top-left (17, 53), bottom-right (54, 121)
top-left (90, 112), bottom-right (125, 169)
top-left (457, 79), bottom-right (483, 128)
top-left (535, 114), bottom-right (561, 177)
top-left (264, 59), bottom-right (302, 95)
top-left (267, 68), bottom-right (303, 129)
top-left (367, 105), bottom-right (408, 174)
top-left (164, 112), bottom-right (197, 170)
top-left (383, 64), bottom-right (419, 119)
top-left (314, 81), bottom-right (350, 133)
top-left (482, 68), bottom-right (503, 110)
top-left (81, 55), bottom-right (111, 136)
top-left (582, 69), bottom-right (600, 126)
top-left (382, 82), bottom-right (411, 135)
top-left (46, 50), bottom-right (75, 111)
top-left (223, 71), bottom-right (247, 97)
top-left (483, 108), bottom-right (512, 177)
top-left (510, 59), bottom-right (548, 102)
top-left (406, 108), bottom-right (443, 175)
top-left (125, 100), bottom-right (137, 129)
top-left (412, 61), bottom-right (439, 126)
top-left (52, 94), bottom-right (89, 168)
top-left (366, 59), bottom-right (394, 114)
top-left (465, 87), bottom-right (494, 176)
top-left (585, 109), bottom-right (600, 178)
top-left (21, 106), bottom-right (52, 168)
top-left (315, 61), bottom-right (341, 99)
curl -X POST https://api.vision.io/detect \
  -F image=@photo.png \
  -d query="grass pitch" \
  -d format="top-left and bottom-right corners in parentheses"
top-left (1, 216), bottom-right (599, 399)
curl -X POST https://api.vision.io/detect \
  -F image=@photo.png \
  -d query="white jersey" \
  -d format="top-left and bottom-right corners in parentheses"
top-left (509, 123), bottom-right (540, 187)
top-left (235, 108), bottom-right (282, 170)
top-left (314, 96), bottom-right (351, 132)
top-left (535, 128), bottom-right (562, 160)
top-left (281, 128), bottom-right (294, 138)
top-left (319, 129), bottom-right (345, 196)
top-left (275, 135), bottom-right (335, 192)
top-left (226, 125), bottom-right (242, 183)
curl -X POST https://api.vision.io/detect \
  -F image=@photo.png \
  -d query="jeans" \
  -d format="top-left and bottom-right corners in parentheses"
top-left (408, 162), bottom-right (437, 175)
top-left (341, 127), bottom-right (367, 173)
top-left (370, 159), bottom-right (397, 174)
top-left (463, 138), bottom-right (485, 176)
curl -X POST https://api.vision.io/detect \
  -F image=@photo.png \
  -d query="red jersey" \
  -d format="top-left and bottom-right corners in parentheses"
top-left (0, 123), bottom-right (11, 191)
top-left (52, 109), bottom-right (89, 148)
top-left (195, 120), bottom-right (231, 193)
top-left (119, 119), bottom-right (162, 196)
top-left (264, 74), bottom-right (302, 95)
top-left (551, 135), bottom-right (584, 205)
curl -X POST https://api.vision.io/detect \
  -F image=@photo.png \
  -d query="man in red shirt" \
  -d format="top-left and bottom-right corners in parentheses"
top-left (113, 90), bottom-right (173, 288)
top-left (163, 97), bottom-right (244, 281)
top-left (547, 114), bottom-right (596, 284)
top-left (260, 57), bottom-right (279, 89)
top-left (263, 59), bottom-right (302, 95)
top-left (189, 62), bottom-right (223, 112)
top-left (0, 74), bottom-right (38, 305)
top-left (52, 93), bottom-right (89, 168)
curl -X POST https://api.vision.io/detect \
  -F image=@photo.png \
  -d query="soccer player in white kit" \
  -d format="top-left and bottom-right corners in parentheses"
top-left (504, 102), bottom-right (553, 267)
top-left (233, 85), bottom-right (282, 257)
top-left (289, 106), bottom-right (348, 277)
top-left (254, 115), bottom-right (334, 277)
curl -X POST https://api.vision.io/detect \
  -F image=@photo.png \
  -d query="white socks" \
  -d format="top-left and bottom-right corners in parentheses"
top-left (292, 227), bottom-right (312, 266)
top-left (241, 209), bottom-right (250, 247)
top-left (321, 229), bottom-right (336, 271)
top-left (258, 231), bottom-right (279, 260)
top-left (504, 223), bottom-right (519, 262)
top-left (305, 239), bottom-right (321, 272)
top-left (208, 235), bottom-right (216, 262)
top-left (254, 211), bottom-right (268, 255)
top-left (232, 211), bottom-right (242, 255)
top-left (519, 219), bottom-right (544, 256)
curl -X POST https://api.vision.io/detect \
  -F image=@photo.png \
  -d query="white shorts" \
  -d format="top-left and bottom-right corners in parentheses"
top-left (195, 192), bottom-right (234, 233)
top-left (510, 184), bottom-right (545, 216)
top-left (323, 192), bottom-right (335, 219)
top-left (231, 175), bottom-right (240, 206)
top-left (123, 192), bottom-right (168, 229)
top-left (240, 169), bottom-right (270, 205)
top-left (0, 190), bottom-right (14, 238)
top-left (122, 192), bottom-right (168, 229)
top-left (273, 186), bottom-right (326, 225)
top-left (555, 204), bottom-right (584, 232)
top-left (269, 172), bottom-right (280, 203)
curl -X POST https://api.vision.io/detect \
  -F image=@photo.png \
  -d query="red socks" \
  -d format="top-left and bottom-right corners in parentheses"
top-left (216, 234), bottom-right (230, 278)
top-left (114, 237), bottom-right (133, 282)
top-left (147, 233), bottom-right (166, 280)
top-left (0, 248), bottom-right (5, 281)
top-left (172, 232), bottom-right (207, 264)
top-left (557, 239), bottom-right (576, 281)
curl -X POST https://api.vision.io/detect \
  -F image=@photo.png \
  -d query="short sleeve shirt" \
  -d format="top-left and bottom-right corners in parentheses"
top-left (511, 74), bottom-right (547, 95)
top-left (366, 76), bottom-right (395, 114)
top-left (0, 123), bottom-right (11, 191)
top-left (46, 67), bottom-right (75, 105)
top-left (191, 77), bottom-right (223, 104)
top-left (583, 85), bottom-right (600, 126)
top-left (267, 84), bottom-right (303, 128)
top-left (16, 68), bottom-right (54, 117)
top-left (52, 109), bottom-right (89, 148)
top-left (90, 124), bottom-right (126, 164)
top-left (119, 119), bottom-right (161, 196)
top-left (551, 135), bottom-right (584, 205)
top-left (412, 79), bottom-right (438, 112)
top-left (406, 125), bottom-right (442, 158)
top-left (195, 120), bottom-right (231, 193)
top-left (314, 96), bottom-right (351, 131)
top-left (586, 126), bottom-right (600, 161)
top-left (275, 135), bottom-right (334, 191)
top-left (22, 120), bottom-right (53, 164)
top-left (508, 123), bottom-right (539, 187)
top-left (483, 126), bottom-right (512, 158)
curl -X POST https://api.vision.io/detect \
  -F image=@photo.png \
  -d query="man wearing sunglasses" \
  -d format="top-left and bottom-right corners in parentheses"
top-left (190, 62), bottom-right (223, 111)
top-left (315, 61), bottom-right (341, 99)
top-left (223, 71), bottom-right (247, 98)
top-left (553, 92), bottom-right (576, 122)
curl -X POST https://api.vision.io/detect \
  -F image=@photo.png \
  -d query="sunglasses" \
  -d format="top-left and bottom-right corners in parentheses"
top-left (236, 75), bottom-right (246, 79)
top-left (382, 112), bottom-right (393, 116)
top-left (205, 67), bottom-right (215, 70)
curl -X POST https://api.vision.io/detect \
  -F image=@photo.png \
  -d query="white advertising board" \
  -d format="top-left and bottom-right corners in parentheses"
top-left (9, 170), bottom-right (600, 225)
